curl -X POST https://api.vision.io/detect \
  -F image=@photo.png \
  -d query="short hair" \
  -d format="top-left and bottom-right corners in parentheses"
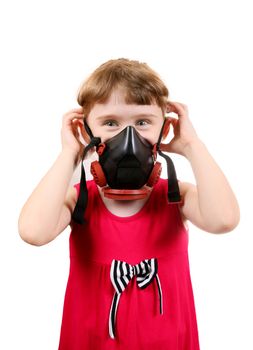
top-left (77, 58), bottom-right (169, 116)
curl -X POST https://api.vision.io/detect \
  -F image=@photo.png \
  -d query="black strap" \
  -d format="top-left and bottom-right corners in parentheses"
top-left (84, 120), bottom-right (94, 139)
top-left (156, 119), bottom-right (181, 203)
top-left (72, 121), bottom-right (101, 224)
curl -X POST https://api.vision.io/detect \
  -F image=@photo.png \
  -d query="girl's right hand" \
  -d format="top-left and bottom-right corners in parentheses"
top-left (61, 108), bottom-right (86, 165)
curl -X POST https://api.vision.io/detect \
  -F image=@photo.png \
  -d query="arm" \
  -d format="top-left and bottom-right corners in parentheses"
top-left (179, 140), bottom-right (240, 233)
top-left (161, 101), bottom-right (240, 234)
top-left (18, 150), bottom-right (77, 245)
top-left (18, 108), bottom-right (85, 246)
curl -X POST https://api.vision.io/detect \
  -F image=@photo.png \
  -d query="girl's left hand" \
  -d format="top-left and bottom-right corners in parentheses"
top-left (160, 101), bottom-right (200, 156)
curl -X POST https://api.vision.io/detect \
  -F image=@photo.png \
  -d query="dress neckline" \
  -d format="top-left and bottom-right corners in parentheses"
top-left (93, 182), bottom-right (156, 222)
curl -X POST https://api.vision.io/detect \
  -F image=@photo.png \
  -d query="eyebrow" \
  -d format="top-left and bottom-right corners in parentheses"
top-left (95, 113), bottom-right (159, 120)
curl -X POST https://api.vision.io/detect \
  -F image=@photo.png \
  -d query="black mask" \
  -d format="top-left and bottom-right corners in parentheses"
top-left (90, 126), bottom-right (162, 201)
top-left (98, 126), bottom-right (154, 189)
top-left (72, 119), bottom-right (182, 225)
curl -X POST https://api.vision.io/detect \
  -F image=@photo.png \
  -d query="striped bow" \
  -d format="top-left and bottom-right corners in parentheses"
top-left (109, 258), bottom-right (163, 339)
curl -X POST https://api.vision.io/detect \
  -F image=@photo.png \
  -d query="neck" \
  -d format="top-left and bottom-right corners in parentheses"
top-left (97, 186), bottom-right (151, 217)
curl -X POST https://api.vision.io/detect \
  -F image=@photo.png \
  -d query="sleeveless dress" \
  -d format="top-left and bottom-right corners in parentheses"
top-left (58, 179), bottom-right (200, 350)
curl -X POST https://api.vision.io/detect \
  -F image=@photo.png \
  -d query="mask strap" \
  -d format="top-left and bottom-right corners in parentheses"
top-left (84, 120), bottom-right (94, 139)
top-left (156, 119), bottom-right (182, 203)
top-left (72, 121), bottom-right (101, 224)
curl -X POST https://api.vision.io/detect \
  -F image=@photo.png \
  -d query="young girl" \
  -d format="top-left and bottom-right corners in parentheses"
top-left (18, 58), bottom-right (240, 349)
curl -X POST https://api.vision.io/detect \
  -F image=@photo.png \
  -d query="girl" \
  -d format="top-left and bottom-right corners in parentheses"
top-left (18, 58), bottom-right (240, 349)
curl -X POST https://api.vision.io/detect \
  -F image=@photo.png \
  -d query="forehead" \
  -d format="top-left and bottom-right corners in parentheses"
top-left (89, 89), bottom-right (163, 119)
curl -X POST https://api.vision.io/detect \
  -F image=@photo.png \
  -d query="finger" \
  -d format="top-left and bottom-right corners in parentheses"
top-left (72, 121), bottom-right (87, 145)
top-left (72, 119), bottom-right (90, 143)
top-left (62, 108), bottom-right (84, 120)
top-left (71, 119), bottom-right (80, 133)
top-left (167, 102), bottom-right (185, 116)
top-left (168, 101), bottom-right (188, 110)
top-left (62, 112), bottom-right (84, 127)
top-left (167, 101), bottom-right (188, 117)
top-left (65, 107), bottom-right (84, 114)
top-left (63, 113), bottom-right (84, 122)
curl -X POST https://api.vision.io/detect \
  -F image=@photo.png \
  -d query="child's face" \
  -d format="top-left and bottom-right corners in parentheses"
top-left (86, 88), bottom-right (164, 144)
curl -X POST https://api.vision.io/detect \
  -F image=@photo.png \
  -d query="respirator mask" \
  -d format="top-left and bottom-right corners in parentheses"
top-left (72, 118), bottom-right (182, 225)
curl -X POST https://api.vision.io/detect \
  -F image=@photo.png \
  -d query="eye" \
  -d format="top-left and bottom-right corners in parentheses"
top-left (136, 119), bottom-right (150, 127)
top-left (103, 120), bottom-right (119, 127)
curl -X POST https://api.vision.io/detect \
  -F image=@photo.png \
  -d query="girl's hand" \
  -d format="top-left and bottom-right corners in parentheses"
top-left (61, 108), bottom-right (86, 164)
top-left (160, 101), bottom-right (200, 156)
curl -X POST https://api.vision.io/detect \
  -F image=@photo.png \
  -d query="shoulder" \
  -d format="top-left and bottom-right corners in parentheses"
top-left (177, 180), bottom-right (197, 215)
top-left (167, 179), bottom-right (197, 231)
top-left (153, 178), bottom-right (192, 231)
top-left (178, 180), bottom-right (196, 198)
top-left (174, 181), bottom-right (196, 231)
top-left (156, 178), bottom-right (196, 200)
top-left (177, 181), bottom-right (210, 231)
top-left (72, 180), bottom-right (96, 197)
top-left (66, 180), bottom-right (96, 209)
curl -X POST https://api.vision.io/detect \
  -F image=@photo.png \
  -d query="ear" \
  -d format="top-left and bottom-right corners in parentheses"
top-left (161, 102), bottom-right (173, 140)
top-left (161, 117), bottom-right (171, 140)
top-left (80, 118), bottom-right (91, 144)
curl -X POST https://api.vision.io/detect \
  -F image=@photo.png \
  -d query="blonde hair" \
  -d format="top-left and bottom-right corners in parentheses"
top-left (77, 58), bottom-right (169, 116)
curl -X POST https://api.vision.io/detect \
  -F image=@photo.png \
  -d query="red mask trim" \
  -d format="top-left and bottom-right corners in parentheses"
top-left (97, 143), bottom-right (106, 156)
top-left (102, 186), bottom-right (152, 200)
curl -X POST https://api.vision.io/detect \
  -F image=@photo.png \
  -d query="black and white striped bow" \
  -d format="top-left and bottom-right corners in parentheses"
top-left (109, 258), bottom-right (163, 339)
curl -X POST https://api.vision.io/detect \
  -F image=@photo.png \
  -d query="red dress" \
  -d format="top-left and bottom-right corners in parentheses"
top-left (58, 179), bottom-right (200, 349)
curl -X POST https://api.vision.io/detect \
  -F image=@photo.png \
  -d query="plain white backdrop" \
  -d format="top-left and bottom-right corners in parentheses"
top-left (0, 0), bottom-right (252, 349)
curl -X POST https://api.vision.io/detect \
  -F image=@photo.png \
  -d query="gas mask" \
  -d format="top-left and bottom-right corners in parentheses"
top-left (72, 119), bottom-right (182, 225)
top-left (91, 125), bottom-right (161, 200)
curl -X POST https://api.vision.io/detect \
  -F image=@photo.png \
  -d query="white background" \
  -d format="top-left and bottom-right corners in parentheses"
top-left (0, 0), bottom-right (252, 349)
